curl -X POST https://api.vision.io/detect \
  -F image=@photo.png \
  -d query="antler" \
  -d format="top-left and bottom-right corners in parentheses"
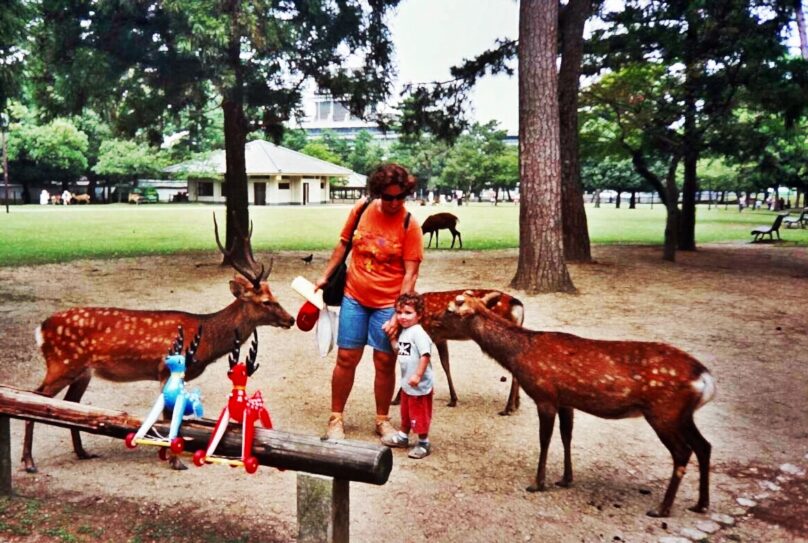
top-left (169, 325), bottom-right (184, 355)
top-left (213, 213), bottom-right (272, 289)
top-left (185, 326), bottom-right (203, 366)
top-left (246, 330), bottom-right (259, 377)
top-left (228, 330), bottom-right (241, 370)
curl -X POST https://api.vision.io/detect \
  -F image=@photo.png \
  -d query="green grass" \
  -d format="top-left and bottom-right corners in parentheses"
top-left (1, 202), bottom-right (806, 266)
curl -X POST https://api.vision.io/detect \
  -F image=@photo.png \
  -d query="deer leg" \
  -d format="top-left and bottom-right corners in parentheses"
top-left (22, 369), bottom-right (85, 473)
top-left (500, 377), bottom-right (521, 416)
top-left (647, 422), bottom-right (693, 518)
top-left (62, 370), bottom-right (97, 460)
top-left (555, 407), bottom-right (574, 487)
top-left (450, 228), bottom-right (462, 249)
top-left (682, 415), bottom-right (711, 514)
top-left (434, 341), bottom-right (457, 407)
top-left (427, 232), bottom-right (434, 248)
top-left (527, 405), bottom-right (557, 492)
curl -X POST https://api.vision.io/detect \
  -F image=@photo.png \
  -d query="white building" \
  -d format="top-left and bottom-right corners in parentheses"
top-left (165, 140), bottom-right (355, 205)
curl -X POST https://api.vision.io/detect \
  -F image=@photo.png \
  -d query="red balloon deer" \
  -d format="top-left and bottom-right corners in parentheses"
top-left (22, 218), bottom-right (295, 472)
top-left (393, 289), bottom-right (525, 414)
top-left (422, 212), bottom-right (462, 248)
top-left (446, 292), bottom-right (716, 517)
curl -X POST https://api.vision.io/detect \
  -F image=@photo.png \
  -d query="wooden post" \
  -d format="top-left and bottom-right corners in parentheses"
top-left (297, 474), bottom-right (350, 543)
top-left (0, 416), bottom-right (11, 496)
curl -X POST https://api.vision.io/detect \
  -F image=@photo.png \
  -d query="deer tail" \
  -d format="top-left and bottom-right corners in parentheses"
top-left (692, 370), bottom-right (716, 410)
top-left (35, 325), bottom-right (44, 348)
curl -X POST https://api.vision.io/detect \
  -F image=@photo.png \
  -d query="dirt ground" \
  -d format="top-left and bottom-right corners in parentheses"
top-left (1, 244), bottom-right (807, 542)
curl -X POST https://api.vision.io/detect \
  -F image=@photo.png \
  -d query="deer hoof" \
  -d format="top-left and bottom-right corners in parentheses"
top-left (498, 408), bottom-right (514, 417)
top-left (24, 465), bottom-right (38, 474)
top-left (688, 504), bottom-right (708, 514)
top-left (526, 482), bottom-right (546, 493)
top-left (446, 399), bottom-right (457, 407)
top-left (555, 479), bottom-right (573, 488)
top-left (76, 451), bottom-right (99, 460)
top-left (169, 456), bottom-right (188, 470)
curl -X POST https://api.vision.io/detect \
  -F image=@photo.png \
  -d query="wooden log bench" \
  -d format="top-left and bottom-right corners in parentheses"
top-left (0, 384), bottom-right (392, 542)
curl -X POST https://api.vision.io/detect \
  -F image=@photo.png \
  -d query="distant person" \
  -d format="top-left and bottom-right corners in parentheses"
top-left (39, 189), bottom-right (50, 205)
top-left (381, 292), bottom-right (434, 459)
top-left (62, 190), bottom-right (72, 205)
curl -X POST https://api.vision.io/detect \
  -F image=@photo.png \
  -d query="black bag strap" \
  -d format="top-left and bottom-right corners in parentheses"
top-left (404, 212), bottom-right (411, 231)
top-left (341, 197), bottom-right (373, 262)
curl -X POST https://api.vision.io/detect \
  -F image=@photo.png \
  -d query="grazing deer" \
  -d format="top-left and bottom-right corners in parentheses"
top-left (22, 218), bottom-right (295, 473)
top-left (392, 289), bottom-right (525, 415)
top-left (446, 292), bottom-right (715, 518)
top-left (73, 193), bottom-right (91, 204)
top-left (422, 212), bottom-right (462, 249)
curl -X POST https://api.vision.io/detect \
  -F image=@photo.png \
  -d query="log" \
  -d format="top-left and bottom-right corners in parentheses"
top-left (0, 385), bottom-right (391, 485)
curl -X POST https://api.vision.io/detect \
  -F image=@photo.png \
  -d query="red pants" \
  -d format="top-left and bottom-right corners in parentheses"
top-left (400, 390), bottom-right (433, 436)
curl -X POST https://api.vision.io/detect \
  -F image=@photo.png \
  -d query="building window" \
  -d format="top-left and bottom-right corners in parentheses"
top-left (332, 102), bottom-right (349, 122)
top-left (198, 182), bottom-right (213, 197)
top-left (321, 182), bottom-right (325, 189)
top-left (278, 182), bottom-right (290, 190)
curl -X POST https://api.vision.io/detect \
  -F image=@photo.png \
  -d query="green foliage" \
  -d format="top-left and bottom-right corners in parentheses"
top-left (299, 142), bottom-right (343, 166)
top-left (581, 156), bottom-right (653, 193)
top-left (281, 128), bottom-right (308, 151)
top-left (0, 0), bottom-right (29, 113)
top-left (440, 122), bottom-right (515, 196)
top-left (93, 139), bottom-right (167, 181)
top-left (8, 117), bottom-right (89, 183)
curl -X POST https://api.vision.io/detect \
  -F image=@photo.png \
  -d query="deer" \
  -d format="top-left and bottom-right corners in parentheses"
top-left (422, 212), bottom-right (462, 249)
top-left (392, 289), bottom-right (525, 415)
top-left (445, 292), bottom-right (716, 518)
top-left (22, 216), bottom-right (295, 473)
top-left (72, 193), bottom-right (91, 204)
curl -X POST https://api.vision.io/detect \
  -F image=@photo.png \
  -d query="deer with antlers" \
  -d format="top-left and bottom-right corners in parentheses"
top-left (22, 216), bottom-right (294, 473)
top-left (446, 292), bottom-right (716, 517)
top-left (193, 330), bottom-right (271, 474)
top-left (392, 289), bottom-right (525, 415)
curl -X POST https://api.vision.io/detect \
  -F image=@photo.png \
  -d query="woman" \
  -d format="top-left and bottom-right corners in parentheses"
top-left (315, 163), bottom-right (424, 441)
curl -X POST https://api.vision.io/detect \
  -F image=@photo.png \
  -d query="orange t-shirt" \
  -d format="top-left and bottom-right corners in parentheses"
top-left (342, 198), bottom-right (424, 308)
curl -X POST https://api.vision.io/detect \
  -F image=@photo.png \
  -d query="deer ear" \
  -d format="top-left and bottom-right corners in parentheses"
top-left (482, 292), bottom-right (502, 308)
top-left (230, 278), bottom-right (249, 298)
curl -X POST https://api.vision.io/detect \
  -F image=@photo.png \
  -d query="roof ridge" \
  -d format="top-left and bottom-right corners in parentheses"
top-left (248, 139), bottom-right (353, 174)
top-left (250, 140), bottom-right (281, 173)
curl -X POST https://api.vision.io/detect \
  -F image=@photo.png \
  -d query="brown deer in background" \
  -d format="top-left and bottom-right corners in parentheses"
top-left (446, 292), bottom-right (715, 518)
top-left (392, 289), bottom-right (525, 415)
top-left (22, 218), bottom-right (295, 473)
top-left (422, 212), bottom-right (462, 248)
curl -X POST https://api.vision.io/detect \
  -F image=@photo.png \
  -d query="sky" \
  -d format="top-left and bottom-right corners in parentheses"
top-left (386, 0), bottom-right (805, 136)
top-left (389, 0), bottom-right (520, 134)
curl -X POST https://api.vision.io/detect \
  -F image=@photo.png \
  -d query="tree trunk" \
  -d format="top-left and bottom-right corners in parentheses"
top-left (558, 0), bottom-right (592, 262)
top-left (511, 0), bottom-right (575, 294)
top-left (221, 1), bottom-right (251, 266)
top-left (796, 0), bottom-right (808, 60)
top-left (663, 156), bottom-right (682, 262)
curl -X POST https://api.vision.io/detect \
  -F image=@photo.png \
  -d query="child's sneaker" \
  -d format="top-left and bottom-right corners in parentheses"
top-left (381, 432), bottom-right (409, 448)
top-left (408, 442), bottom-right (431, 459)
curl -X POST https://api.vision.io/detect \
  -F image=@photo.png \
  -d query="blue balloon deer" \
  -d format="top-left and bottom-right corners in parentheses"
top-left (125, 325), bottom-right (204, 457)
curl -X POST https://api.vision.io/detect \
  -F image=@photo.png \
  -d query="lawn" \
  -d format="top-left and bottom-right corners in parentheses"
top-left (1, 202), bottom-right (805, 266)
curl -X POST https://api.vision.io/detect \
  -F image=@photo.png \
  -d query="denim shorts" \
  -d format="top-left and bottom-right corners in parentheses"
top-left (337, 296), bottom-right (394, 353)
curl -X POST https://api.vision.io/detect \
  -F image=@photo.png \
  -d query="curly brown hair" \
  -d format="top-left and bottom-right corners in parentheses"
top-left (367, 163), bottom-right (417, 197)
top-left (395, 292), bottom-right (425, 316)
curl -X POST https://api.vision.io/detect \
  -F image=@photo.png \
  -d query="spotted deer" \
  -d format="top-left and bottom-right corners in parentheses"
top-left (422, 212), bottom-right (462, 248)
top-left (22, 217), bottom-right (295, 472)
top-left (446, 292), bottom-right (716, 517)
top-left (392, 289), bottom-right (525, 414)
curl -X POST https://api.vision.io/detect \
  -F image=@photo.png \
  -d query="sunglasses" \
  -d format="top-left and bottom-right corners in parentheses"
top-left (380, 192), bottom-right (408, 201)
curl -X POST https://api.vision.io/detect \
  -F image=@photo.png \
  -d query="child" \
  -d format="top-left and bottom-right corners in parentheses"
top-left (382, 292), bottom-right (434, 459)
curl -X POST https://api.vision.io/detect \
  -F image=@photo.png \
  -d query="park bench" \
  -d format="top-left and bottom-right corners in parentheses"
top-left (750, 213), bottom-right (785, 242)
top-left (0, 384), bottom-right (391, 543)
top-left (783, 208), bottom-right (808, 229)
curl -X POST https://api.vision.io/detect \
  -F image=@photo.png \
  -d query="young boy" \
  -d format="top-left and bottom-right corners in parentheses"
top-left (381, 292), bottom-right (434, 459)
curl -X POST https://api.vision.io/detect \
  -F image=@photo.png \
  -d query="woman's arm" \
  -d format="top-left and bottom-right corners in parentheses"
top-left (400, 259), bottom-right (420, 294)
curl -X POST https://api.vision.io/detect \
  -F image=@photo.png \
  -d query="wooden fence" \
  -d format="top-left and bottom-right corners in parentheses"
top-left (0, 385), bottom-right (392, 542)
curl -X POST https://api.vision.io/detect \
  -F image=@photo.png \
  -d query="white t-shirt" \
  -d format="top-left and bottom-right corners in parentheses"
top-left (397, 323), bottom-right (433, 396)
